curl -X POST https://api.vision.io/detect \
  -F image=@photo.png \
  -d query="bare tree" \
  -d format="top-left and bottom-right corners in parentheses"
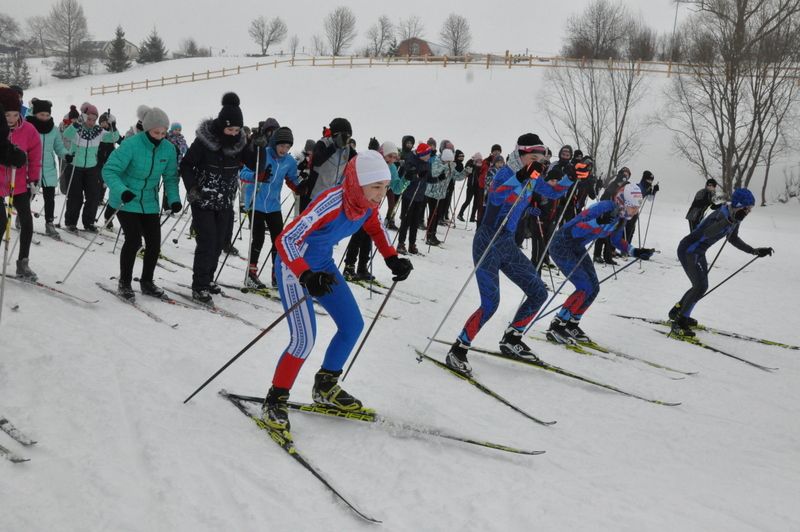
top-left (46, 0), bottom-right (90, 78)
top-left (249, 16), bottom-right (288, 56)
top-left (397, 16), bottom-right (425, 41)
top-left (366, 15), bottom-right (394, 57)
top-left (440, 13), bottom-right (472, 56)
top-left (26, 16), bottom-right (49, 57)
top-left (324, 6), bottom-right (357, 56)
top-left (627, 22), bottom-right (657, 61)
top-left (311, 34), bottom-right (328, 56)
top-left (662, 0), bottom-right (800, 196)
top-left (289, 34), bottom-right (300, 57)
top-left (0, 13), bottom-right (21, 43)
top-left (562, 0), bottom-right (630, 59)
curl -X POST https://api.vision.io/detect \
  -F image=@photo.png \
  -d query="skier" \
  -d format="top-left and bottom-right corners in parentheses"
top-left (61, 101), bottom-right (120, 232)
top-left (166, 123), bottom-right (189, 164)
top-left (0, 89), bottom-right (43, 281)
top-left (457, 152), bottom-right (482, 222)
top-left (593, 167), bottom-right (631, 265)
top-left (669, 187), bottom-right (773, 336)
top-left (262, 150), bottom-right (413, 432)
top-left (546, 183), bottom-right (656, 344)
top-left (624, 170), bottom-right (659, 248)
top-left (0, 104), bottom-right (27, 169)
top-left (180, 92), bottom-right (248, 303)
top-left (102, 105), bottom-right (181, 300)
top-left (240, 126), bottom-right (299, 289)
top-left (445, 134), bottom-right (575, 376)
top-left (25, 99), bottom-right (67, 239)
top-left (475, 144), bottom-right (502, 225)
top-left (308, 118), bottom-right (356, 200)
top-left (396, 143), bottom-right (432, 255)
top-left (425, 147), bottom-right (464, 246)
top-left (685, 178), bottom-right (720, 231)
top-left (384, 140), bottom-right (407, 231)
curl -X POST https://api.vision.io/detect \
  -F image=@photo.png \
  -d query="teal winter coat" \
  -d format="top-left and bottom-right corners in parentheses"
top-left (26, 116), bottom-right (67, 187)
top-left (103, 132), bottom-right (180, 214)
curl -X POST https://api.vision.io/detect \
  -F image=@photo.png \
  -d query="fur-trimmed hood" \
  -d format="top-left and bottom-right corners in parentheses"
top-left (194, 118), bottom-right (247, 156)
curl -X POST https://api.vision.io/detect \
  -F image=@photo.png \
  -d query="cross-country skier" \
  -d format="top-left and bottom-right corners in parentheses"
top-left (668, 187), bottom-right (773, 336)
top-left (546, 183), bottom-right (656, 344)
top-left (445, 134), bottom-right (575, 376)
top-left (263, 150), bottom-right (413, 433)
top-left (685, 178), bottom-right (720, 231)
top-left (25, 99), bottom-right (66, 239)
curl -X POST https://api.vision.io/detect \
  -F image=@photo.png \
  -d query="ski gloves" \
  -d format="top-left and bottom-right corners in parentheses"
top-left (2, 143), bottom-right (27, 168)
top-left (385, 255), bottom-right (413, 282)
top-left (257, 164), bottom-right (272, 183)
top-left (121, 190), bottom-right (136, 203)
top-left (515, 161), bottom-right (546, 184)
top-left (300, 270), bottom-right (338, 297)
top-left (633, 248), bottom-right (656, 260)
top-left (27, 181), bottom-right (40, 196)
top-left (252, 133), bottom-right (268, 148)
top-left (755, 247), bottom-right (774, 258)
top-left (170, 202), bottom-right (182, 214)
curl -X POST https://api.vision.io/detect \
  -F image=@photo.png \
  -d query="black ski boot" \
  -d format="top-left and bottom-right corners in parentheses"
top-left (245, 264), bottom-right (266, 290)
top-left (343, 264), bottom-right (357, 281)
top-left (208, 282), bottom-right (222, 295)
top-left (192, 287), bottom-right (213, 305)
top-left (566, 319), bottom-right (591, 344)
top-left (261, 386), bottom-right (291, 433)
top-left (499, 327), bottom-right (540, 361)
top-left (15, 259), bottom-right (38, 282)
top-left (671, 316), bottom-right (696, 337)
top-left (139, 279), bottom-right (165, 298)
top-left (312, 369), bottom-right (365, 412)
top-left (117, 280), bottom-right (135, 301)
top-left (669, 303), bottom-right (697, 326)
top-left (546, 316), bottom-right (574, 344)
top-left (355, 268), bottom-right (374, 282)
top-left (445, 339), bottom-right (473, 376)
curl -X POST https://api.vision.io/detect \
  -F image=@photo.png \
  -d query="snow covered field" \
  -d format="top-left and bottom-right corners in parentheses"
top-left (2, 60), bottom-right (799, 531)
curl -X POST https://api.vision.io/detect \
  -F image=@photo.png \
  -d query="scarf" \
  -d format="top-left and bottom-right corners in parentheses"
top-left (26, 116), bottom-right (55, 134)
top-left (341, 159), bottom-right (376, 221)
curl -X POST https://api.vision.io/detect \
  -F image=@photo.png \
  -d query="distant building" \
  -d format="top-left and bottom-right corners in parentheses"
top-left (84, 40), bottom-right (140, 61)
top-left (396, 38), bottom-right (452, 57)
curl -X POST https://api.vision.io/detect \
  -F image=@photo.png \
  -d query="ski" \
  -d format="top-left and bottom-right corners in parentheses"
top-left (220, 391), bottom-right (381, 524)
top-left (162, 287), bottom-right (261, 330)
top-left (655, 330), bottom-right (778, 372)
top-left (345, 278), bottom-right (385, 296)
top-left (175, 281), bottom-right (272, 311)
top-left (7, 275), bottom-right (99, 304)
top-left (345, 278), bottom-right (421, 305)
top-left (0, 417), bottom-right (36, 445)
top-left (217, 282), bottom-right (329, 316)
top-left (429, 338), bottom-right (682, 407)
top-left (615, 314), bottom-right (800, 351)
top-left (224, 391), bottom-right (545, 456)
top-left (34, 230), bottom-right (95, 251)
top-left (0, 443), bottom-right (28, 463)
top-left (135, 250), bottom-right (179, 273)
top-left (96, 282), bottom-right (179, 328)
top-left (412, 348), bottom-right (557, 426)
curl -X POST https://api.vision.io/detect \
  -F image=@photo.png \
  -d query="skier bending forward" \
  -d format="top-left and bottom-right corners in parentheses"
top-left (265, 150), bottom-right (413, 433)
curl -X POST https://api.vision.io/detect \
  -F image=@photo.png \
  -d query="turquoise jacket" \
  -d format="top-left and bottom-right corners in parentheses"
top-left (103, 132), bottom-right (180, 214)
top-left (62, 122), bottom-right (120, 168)
top-left (388, 162), bottom-right (408, 195)
top-left (26, 116), bottom-right (67, 187)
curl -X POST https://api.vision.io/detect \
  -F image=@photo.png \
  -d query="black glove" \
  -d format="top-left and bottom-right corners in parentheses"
top-left (385, 255), bottom-right (413, 281)
top-left (368, 137), bottom-right (380, 151)
top-left (170, 202), bottom-right (182, 214)
top-left (652, 183), bottom-right (660, 194)
top-left (121, 190), bottom-right (136, 203)
top-left (755, 247), bottom-right (774, 258)
top-left (252, 133), bottom-right (268, 148)
top-left (64, 153), bottom-right (74, 164)
top-left (515, 161), bottom-right (544, 183)
top-left (299, 270), bottom-right (337, 297)
top-left (633, 247), bottom-right (655, 260)
top-left (4, 145), bottom-right (27, 168)
top-left (565, 164), bottom-right (577, 181)
top-left (455, 161), bottom-right (464, 172)
top-left (710, 202), bottom-right (722, 210)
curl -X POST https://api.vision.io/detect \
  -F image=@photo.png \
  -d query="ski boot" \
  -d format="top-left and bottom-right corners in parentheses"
top-left (192, 287), bottom-right (213, 305)
top-left (409, 243), bottom-right (420, 255)
top-left (546, 316), bottom-right (575, 344)
top-left (593, 256), bottom-right (605, 265)
top-left (457, 213), bottom-right (465, 222)
top-left (312, 369), bottom-right (365, 412)
top-left (15, 259), bottom-right (38, 283)
top-left (64, 225), bottom-right (78, 234)
top-left (499, 327), bottom-right (540, 362)
top-left (261, 386), bottom-right (291, 433)
top-left (425, 234), bottom-right (441, 247)
top-left (83, 224), bottom-right (98, 233)
top-left (671, 316), bottom-right (696, 337)
top-left (668, 303), bottom-right (697, 327)
top-left (224, 244), bottom-right (239, 256)
top-left (208, 282), bottom-right (222, 295)
top-left (396, 243), bottom-right (408, 255)
top-left (605, 258), bottom-right (619, 266)
top-left (139, 279), bottom-right (165, 298)
top-left (45, 222), bottom-right (60, 239)
top-left (117, 280), bottom-right (135, 301)
top-left (386, 219), bottom-right (399, 231)
top-left (245, 264), bottom-right (266, 289)
top-left (445, 339), bottom-right (473, 376)
top-left (355, 269), bottom-right (375, 282)
top-left (343, 264), bottom-right (357, 281)
top-left (566, 318), bottom-right (591, 344)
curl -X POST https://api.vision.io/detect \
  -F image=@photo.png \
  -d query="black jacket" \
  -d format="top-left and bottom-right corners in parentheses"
top-left (686, 187), bottom-right (718, 223)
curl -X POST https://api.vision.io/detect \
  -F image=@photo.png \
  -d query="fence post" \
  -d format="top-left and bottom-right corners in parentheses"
top-left (332, 55), bottom-right (335, 67)
top-left (274, 59), bottom-right (277, 68)
top-left (291, 56), bottom-right (295, 66)
top-left (464, 54), bottom-right (469, 69)
top-left (312, 56), bottom-right (316, 66)
top-left (145, 78), bottom-right (149, 89)
top-left (529, 55), bottom-right (533, 67)
top-left (486, 54), bottom-right (490, 69)
top-left (175, 74), bottom-right (178, 84)
top-left (369, 56), bottom-right (373, 67)
top-left (444, 55), bottom-right (448, 68)
top-left (237, 65), bottom-right (240, 74)
top-left (116, 82), bottom-right (120, 94)
top-left (130, 81), bottom-right (134, 92)
top-left (406, 54), bottom-right (411, 64)
top-left (192, 72), bottom-right (195, 81)
top-left (667, 61), bottom-right (672, 77)
top-left (206, 69), bottom-right (210, 80)
top-left (350, 55), bottom-right (353, 68)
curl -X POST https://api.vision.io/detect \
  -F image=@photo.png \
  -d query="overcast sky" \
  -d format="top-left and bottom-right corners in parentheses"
top-left (7, 0), bottom-right (688, 56)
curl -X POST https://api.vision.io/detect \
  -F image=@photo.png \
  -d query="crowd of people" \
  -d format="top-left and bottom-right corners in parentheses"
top-left (1, 84), bottom-right (774, 431)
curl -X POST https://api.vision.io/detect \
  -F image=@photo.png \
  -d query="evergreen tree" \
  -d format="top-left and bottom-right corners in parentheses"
top-left (106, 25), bottom-right (132, 73)
top-left (12, 54), bottom-right (31, 89)
top-left (138, 27), bottom-right (168, 63)
top-left (386, 37), bottom-right (399, 57)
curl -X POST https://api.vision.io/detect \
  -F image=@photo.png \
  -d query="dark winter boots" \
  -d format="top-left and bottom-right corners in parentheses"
top-left (499, 327), bottom-right (540, 361)
top-left (445, 339), bottom-right (472, 376)
top-left (262, 386), bottom-right (291, 432)
top-left (140, 279), bottom-right (165, 298)
top-left (245, 264), bottom-right (266, 290)
top-left (117, 280), bottom-right (135, 301)
top-left (192, 287), bottom-right (213, 305)
top-left (343, 264), bottom-right (357, 281)
top-left (312, 369), bottom-right (364, 411)
top-left (547, 316), bottom-right (573, 344)
top-left (671, 316), bottom-right (696, 337)
top-left (565, 319), bottom-right (591, 343)
top-left (15, 258), bottom-right (37, 282)
top-left (668, 303), bottom-right (698, 327)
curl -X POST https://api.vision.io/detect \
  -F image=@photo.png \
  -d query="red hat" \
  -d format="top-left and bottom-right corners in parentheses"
top-left (415, 143), bottom-right (432, 157)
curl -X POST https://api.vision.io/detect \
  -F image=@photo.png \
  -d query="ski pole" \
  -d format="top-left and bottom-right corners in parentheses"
top-left (0, 168), bottom-right (17, 326)
top-left (342, 281), bottom-right (397, 381)
top-left (57, 206), bottom-right (120, 285)
top-left (161, 195), bottom-right (189, 247)
top-left (700, 255), bottom-right (760, 302)
top-left (257, 197), bottom-right (295, 279)
top-left (183, 295), bottom-right (309, 404)
top-left (708, 225), bottom-right (736, 271)
top-left (173, 210), bottom-right (193, 244)
top-left (442, 174), bottom-right (467, 244)
top-left (112, 225), bottom-right (123, 255)
top-left (56, 163), bottom-right (77, 227)
top-left (641, 188), bottom-right (657, 248)
top-left (243, 150), bottom-right (262, 284)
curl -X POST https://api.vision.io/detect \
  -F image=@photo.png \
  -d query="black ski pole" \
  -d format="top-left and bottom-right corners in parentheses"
top-left (708, 226), bottom-right (736, 271)
top-left (183, 295), bottom-right (308, 404)
top-left (257, 197), bottom-right (295, 279)
top-left (342, 281), bottom-right (397, 381)
top-left (58, 206), bottom-right (120, 284)
top-left (112, 226), bottom-right (123, 255)
top-left (700, 255), bottom-right (760, 301)
top-left (213, 215), bottom-right (246, 284)
top-left (641, 186), bottom-right (657, 248)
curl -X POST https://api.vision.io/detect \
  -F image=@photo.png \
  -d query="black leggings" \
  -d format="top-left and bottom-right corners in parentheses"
top-left (677, 252), bottom-right (708, 317)
top-left (1, 192), bottom-right (33, 260)
top-left (345, 228), bottom-right (372, 271)
top-left (459, 185), bottom-right (478, 220)
top-left (249, 210), bottom-right (284, 268)
top-left (398, 198), bottom-right (425, 246)
top-left (117, 211), bottom-right (161, 284)
top-left (65, 165), bottom-right (101, 228)
top-left (43, 186), bottom-right (56, 223)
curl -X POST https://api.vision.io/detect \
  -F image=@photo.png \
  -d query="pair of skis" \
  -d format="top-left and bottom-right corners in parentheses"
top-left (0, 417), bottom-right (36, 463)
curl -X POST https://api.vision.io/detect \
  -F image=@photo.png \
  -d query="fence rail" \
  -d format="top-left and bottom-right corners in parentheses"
top-left (89, 54), bottom-right (800, 95)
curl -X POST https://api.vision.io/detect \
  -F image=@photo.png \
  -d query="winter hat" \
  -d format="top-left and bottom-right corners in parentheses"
top-left (455, 149), bottom-right (464, 160)
top-left (272, 126), bottom-right (294, 146)
top-left (642, 170), bottom-right (654, 180)
top-left (355, 150), bottom-right (391, 186)
top-left (137, 105), bottom-right (170, 132)
top-left (620, 183), bottom-right (643, 208)
top-left (169, 122), bottom-right (182, 131)
top-left (380, 140), bottom-right (399, 156)
top-left (329, 117), bottom-right (352, 136)
top-left (731, 188), bottom-right (755, 208)
top-left (303, 139), bottom-right (316, 153)
top-left (0, 88), bottom-right (20, 113)
top-left (516, 133), bottom-right (545, 155)
top-left (9, 85), bottom-right (23, 97)
top-left (68, 105), bottom-right (79, 120)
top-left (559, 145), bottom-right (573, 159)
top-left (216, 92), bottom-right (243, 128)
top-left (261, 117), bottom-right (280, 133)
top-left (31, 99), bottom-right (52, 115)
top-left (415, 143), bottom-right (432, 157)
top-left (491, 144), bottom-right (502, 153)
top-left (368, 137), bottom-right (380, 151)
top-left (573, 149), bottom-right (584, 160)
top-left (439, 139), bottom-right (454, 153)
top-left (472, 152), bottom-right (483, 162)
top-left (99, 112), bottom-right (116, 125)
top-left (441, 148), bottom-right (455, 162)
top-left (706, 178), bottom-right (718, 187)
top-left (80, 101), bottom-right (99, 117)
top-left (493, 154), bottom-right (505, 164)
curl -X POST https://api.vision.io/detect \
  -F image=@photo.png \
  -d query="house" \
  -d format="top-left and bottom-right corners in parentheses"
top-left (397, 38), bottom-right (452, 57)
top-left (84, 40), bottom-right (140, 60)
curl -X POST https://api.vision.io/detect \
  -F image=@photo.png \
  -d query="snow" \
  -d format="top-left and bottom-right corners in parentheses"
top-left (2, 59), bottom-right (800, 531)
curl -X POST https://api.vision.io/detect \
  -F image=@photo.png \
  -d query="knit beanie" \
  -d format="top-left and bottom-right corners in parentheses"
top-left (441, 148), bottom-right (455, 162)
top-left (31, 99), bottom-right (53, 115)
top-left (0, 88), bottom-right (20, 113)
top-left (303, 139), bottom-right (316, 153)
top-left (439, 139), bottom-right (454, 153)
top-left (415, 143), bottom-right (432, 157)
top-left (380, 141), bottom-right (398, 156)
top-left (491, 144), bottom-right (502, 153)
top-left (706, 178), bottom-right (718, 187)
top-left (272, 126), bottom-right (294, 146)
top-left (68, 105), bottom-right (79, 120)
top-left (642, 170), bottom-right (654, 180)
top-left (170, 122), bottom-right (182, 131)
top-left (329, 117), bottom-right (352, 135)
top-left (355, 150), bottom-right (391, 185)
top-left (261, 117), bottom-right (280, 133)
top-left (216, 92), bottom-right (243, 128)
top-left (137, 105), bottom-right (170, 131)
top-left (80, 101), bottom-right (99, 117)
top-left (472, 152), bottom-right (483, 162)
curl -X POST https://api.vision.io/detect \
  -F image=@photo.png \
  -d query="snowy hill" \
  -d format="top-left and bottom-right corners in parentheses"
top-left (2, 59), bottom-right (800, 531)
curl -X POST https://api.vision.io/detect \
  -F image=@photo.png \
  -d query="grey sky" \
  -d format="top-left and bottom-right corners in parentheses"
top-left (7, 0), bottom-right (687, 56)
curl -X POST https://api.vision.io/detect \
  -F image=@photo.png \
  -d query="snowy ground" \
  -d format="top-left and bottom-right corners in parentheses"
top-left (2, 61), bottom-right (800, 531)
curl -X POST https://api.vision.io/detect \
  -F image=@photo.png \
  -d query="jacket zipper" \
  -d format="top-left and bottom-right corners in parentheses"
top-left (142, 141), bottom-right (156, 212)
